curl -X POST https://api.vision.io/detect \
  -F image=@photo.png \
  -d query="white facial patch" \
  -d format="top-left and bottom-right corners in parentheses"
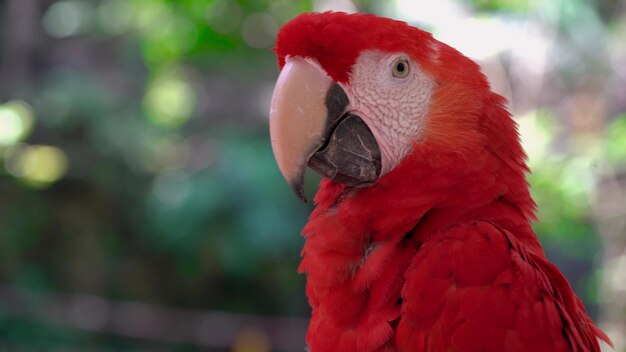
top-left (342, 50), bottom-right (435, 174)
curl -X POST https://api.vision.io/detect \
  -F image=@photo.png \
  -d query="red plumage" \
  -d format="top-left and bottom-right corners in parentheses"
top-left (275, 12), bottom-right (612, 352)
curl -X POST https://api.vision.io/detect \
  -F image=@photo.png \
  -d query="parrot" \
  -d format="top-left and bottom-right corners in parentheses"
top-left (268, 12), bottom-right (612, 352)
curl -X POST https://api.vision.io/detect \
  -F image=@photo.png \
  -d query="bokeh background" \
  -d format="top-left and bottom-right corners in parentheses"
top-left (0, 0), bottom-right (625, 350)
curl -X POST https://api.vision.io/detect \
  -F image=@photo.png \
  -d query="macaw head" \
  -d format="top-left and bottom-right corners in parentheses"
top-left (270, 12), bottom-right (516, 201)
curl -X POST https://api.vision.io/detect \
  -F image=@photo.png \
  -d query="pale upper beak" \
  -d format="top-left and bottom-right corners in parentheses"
top-left (269, 57), bottom-right (381, 201)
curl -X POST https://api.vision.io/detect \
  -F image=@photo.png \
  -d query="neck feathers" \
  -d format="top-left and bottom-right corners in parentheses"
top-left (299, 81), bottom-right (542, 351)
top-left (309, 85), bottom-right (537, 243)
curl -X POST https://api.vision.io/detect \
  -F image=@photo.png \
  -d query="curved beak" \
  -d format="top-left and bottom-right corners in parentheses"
top-left (269, 58), bottom-right (381, 201)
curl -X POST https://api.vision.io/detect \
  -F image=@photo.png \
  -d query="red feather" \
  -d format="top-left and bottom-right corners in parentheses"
top-left (276, 12), bottom-right (612, 352)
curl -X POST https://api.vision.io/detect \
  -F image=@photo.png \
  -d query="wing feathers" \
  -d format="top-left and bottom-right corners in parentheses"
top-left (397, 221), bottom-right (608, 352)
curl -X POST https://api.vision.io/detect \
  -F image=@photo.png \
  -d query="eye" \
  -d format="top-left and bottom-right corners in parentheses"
top-left (391, 58), bottom-right (410, 78)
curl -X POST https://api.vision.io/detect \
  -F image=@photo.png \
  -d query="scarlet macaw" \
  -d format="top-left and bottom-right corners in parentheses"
top-left (269, 12), bottom-right (612, 352)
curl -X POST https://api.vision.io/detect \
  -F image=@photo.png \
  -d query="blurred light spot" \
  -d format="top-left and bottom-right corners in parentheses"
top-left (207, 0), bottom-right (242, 34)
top-left (607, 253), bottom-right (626, 292)
top-left (43, 1), bottom-right (93, 38)
top-left (189, 1), bottom-right (209, 17)
top-left (508, 23), bottom-right (552, 77)
top-left (141, 17), bottom-right (199, 62)
top-left (435, 17), bottom-right (517, 60)
top-left (167, 20), bottom-right (199, 54)
top-left (97, 0), bottom-right (132, 34)
top-left (314, 0), bottom-right (357, 13)
top-left (561, 156), bottom-right (595, 204)
top-left (241, 13), bottom-right (278, 49)
top-left (6, 145), bottom-right (69, 188)
top-left (144, 72), bottom-right (195, 129)
top-left (133, 1), bottom-right (170, 33)
top-left (0, 100), bottom-right (34, 146)
top-left (152, 170), bottom-right (190, 208)
top-left (608, 19), bottom-right (626, 80)
top-left (517, 110), bottom-right (555, 167)
top-left (606, 114), bottom-right (626, 163)
top-left (391, 0), bottom-right (546, 61)
top-left (231, 328), bottom-right (270, 352)
top-left (392, 0), bottom-right (465, 29)
top-left (268, 1), bottom-right (298, 22)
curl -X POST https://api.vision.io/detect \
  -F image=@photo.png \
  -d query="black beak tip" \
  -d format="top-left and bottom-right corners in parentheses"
top-left (289, 174), bottom-right (308, 203)
top-left (296, 190), bottom-right (308, 203)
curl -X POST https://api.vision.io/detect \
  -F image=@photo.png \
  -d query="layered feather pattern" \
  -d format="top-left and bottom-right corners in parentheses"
top-left (276, 12), bottom-right (611, 352)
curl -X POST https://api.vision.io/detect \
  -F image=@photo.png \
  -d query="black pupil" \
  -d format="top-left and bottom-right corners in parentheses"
top-left (396, 62), bottom-right (405, 72)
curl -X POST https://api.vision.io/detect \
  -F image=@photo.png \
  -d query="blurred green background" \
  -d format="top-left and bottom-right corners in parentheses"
top-left (0, 0), bottom-right (624, 351)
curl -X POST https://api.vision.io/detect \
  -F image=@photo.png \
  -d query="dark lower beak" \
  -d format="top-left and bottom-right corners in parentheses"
top-left (308, 113), bottom-right (381, 189)
top-left (269, 58), bottom-right (381, 201)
